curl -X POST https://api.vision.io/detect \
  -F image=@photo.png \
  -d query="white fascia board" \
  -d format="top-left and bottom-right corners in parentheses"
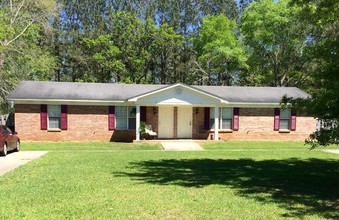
top-left (10, 99), bottom-right (127, 106)
top-left (221, 102), bottom-right (281, 108)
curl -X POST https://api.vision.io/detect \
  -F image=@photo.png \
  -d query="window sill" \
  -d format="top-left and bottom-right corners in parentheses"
top-left (279, 129), bottom-right (290, 133)
top-left (209, 129), bottom-right (233, 133)
top-left (47, 129), bottom-right (61, 132)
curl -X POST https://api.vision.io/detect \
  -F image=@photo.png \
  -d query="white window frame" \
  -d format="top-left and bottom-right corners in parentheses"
top-left (210, 107), bottom-right (233, 130)
top-left (48, 105), bottom-right (61, 129)
top-left (116, 106), bottom-right (136, 130)
top-left (280, 109), bottom-right (291, 130)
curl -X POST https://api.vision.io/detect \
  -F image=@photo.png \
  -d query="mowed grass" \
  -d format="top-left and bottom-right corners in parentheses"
top-left (0, 142), bottom-right (338, 219)
top-left (22, 141), bottom-right (161, 151)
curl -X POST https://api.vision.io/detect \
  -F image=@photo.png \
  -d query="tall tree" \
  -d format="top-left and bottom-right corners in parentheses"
top-left (240, 0), bottom-right (311, 87)
top-left (0, 0), bottom-right (57, 112)
top-left (150, 23), bottom-right (185, 84)
top-left (286, 0), bottom-right (339, 147)
top-left (193, 14), bottom-right (248, 85)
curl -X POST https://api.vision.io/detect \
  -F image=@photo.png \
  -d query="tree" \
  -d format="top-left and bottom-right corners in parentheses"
top-left (240, 0), bottom-right (311, 87)
top-left (286, 0), bottom-right (339, 147)
top-left (150, 23), bottom-right (184, 84)
top-left (0, 0), bottom-right (57, 112)
top-left (193, 14), bottom-right (248, 85)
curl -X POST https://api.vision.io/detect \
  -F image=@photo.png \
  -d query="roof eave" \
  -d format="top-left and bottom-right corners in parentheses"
top-left (9, 98), bottom-right (127, 106)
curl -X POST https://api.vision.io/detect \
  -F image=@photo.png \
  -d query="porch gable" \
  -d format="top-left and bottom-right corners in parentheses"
top-left (129, 83), bottom-right (226, 106)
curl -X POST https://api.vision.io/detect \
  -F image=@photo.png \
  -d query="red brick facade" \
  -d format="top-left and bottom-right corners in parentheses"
top-left (192, 107), bottom-right (315, 141)
top-left (14, 104), bottom-right (315, 142)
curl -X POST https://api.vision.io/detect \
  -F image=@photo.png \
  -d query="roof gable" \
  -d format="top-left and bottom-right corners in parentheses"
top-left (129, 83), bottom-right (225, 105)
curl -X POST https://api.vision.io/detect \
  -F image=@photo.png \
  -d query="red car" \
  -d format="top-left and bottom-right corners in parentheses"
top-left (0, 125), bottom-right (20, 156)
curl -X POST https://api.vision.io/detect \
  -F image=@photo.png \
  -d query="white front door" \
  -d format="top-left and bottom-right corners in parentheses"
top-left (177, 106), bottom-right (192, 138)
top-left (158, 106), bottom-right (174, 138)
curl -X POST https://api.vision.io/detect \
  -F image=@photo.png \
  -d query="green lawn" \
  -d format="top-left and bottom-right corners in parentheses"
top-left (0, 141), bottom-right (338, 219)
top-left (22, 141), bottom-right (162, 151)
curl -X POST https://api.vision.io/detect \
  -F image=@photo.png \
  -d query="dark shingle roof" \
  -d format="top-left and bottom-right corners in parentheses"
top-left (8, 81), bottom-right (166, 101)
top-left (8, 81), bottom-right (310, 103)
top-left (196, 85), bottom-right (309, 103)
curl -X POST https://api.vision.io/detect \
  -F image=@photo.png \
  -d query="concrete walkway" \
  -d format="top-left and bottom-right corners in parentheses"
top-left (161, 142), bottom-right (204, 151)
top-left (0, 151), bottom-right (48, 176)
top-left (322, 149), bottom-right (339, 155)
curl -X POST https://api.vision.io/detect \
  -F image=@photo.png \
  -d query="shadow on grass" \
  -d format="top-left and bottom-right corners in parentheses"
top-left (114, 158), bottom-right (339, 219)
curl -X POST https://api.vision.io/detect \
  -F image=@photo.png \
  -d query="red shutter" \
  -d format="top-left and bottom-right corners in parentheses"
top-left (61, 105), bottom-right (68, 130)
top-left (204, 107), bottom-right (210, 130)
top-left (140, 106), bottom-right (147, 122)
top-left (233, 108), bottom-right (239, 131)
top-left (290, 110), bottom-right (296, 131)
top-left (274, 108), bottom-right (280, 131)
top-left (108, 106), bottom-right (116, 130)
top-left (40, 105), bottom-right (48, 130)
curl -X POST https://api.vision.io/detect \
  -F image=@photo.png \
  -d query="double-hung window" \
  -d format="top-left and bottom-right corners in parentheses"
top-left (280, 109), bottom-right (291, 130)
top-left (115, 106), bottom-right (136, 130)
top-left (210, 107), bottom-right (233, 130)
top-left (48, 105), bottom-right (61, 129)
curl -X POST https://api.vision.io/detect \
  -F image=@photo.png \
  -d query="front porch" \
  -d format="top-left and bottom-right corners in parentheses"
top-left (134, 106), bottom-right (221, 141)
top-left (127, 83), bottom-right (227, 141)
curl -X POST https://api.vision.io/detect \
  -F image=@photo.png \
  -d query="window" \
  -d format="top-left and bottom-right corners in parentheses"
top-left (116, 106), bottom-right (136, 130)
top-left (210, 107), bottom-right (233, 130)
top-left (48, 105), bottom-right (61, 129)
top-left (280, 109), bottom-right (291, 130)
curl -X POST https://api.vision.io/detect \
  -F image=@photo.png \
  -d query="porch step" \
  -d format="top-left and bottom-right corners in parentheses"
top-left (161, 142), bottom-right (204, 151)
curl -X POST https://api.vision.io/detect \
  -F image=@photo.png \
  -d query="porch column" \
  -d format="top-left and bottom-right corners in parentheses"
top-left (136, 105), bottom-right (140, 141)
top-left (214, 106), bottom-right (219, 140)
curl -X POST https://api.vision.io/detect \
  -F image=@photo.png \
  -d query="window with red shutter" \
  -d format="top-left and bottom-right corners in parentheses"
top-left (274, 108), bottom-right (280, 131)
top-left (108, 106), bottom-right (116, 130)
top-left (61, 105), bottom-right (68, 130)
top-left (233, 108), bottom-right (239, 131)
top-left (40, 105), bottom-right (48, 130)
top-left (290, 110), bottom-right (296, 131)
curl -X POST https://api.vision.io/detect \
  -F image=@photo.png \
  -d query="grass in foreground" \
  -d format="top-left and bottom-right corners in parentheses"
top-left (21, 141), bottom-right (161, 151)
top-left (201, 140), bottom-right (338, 150)
top-left (0, 142), bottom-right (338, 219)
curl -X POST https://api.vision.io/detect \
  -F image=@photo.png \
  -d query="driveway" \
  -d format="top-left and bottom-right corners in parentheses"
top-left (0, 151), bottom-right (48, 176)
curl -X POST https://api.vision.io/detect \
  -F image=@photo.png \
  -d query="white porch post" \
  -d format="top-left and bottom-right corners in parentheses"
top-left (214, 106), bottom-right (219, 140)
top-left (136, 105), bottom-right (140, 141)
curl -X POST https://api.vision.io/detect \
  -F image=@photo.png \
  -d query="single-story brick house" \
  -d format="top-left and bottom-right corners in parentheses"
top-left (7, 81), bottom-right (314, 142)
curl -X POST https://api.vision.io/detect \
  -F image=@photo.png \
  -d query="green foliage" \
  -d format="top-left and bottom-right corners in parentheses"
top-left (0, 0), bottom-right (57, 113)
top-left (281, 0), bottom-right (339, 147)
top-left (240, 0), bottom-right (311, 87)
top-left (150, 23), bottom-right (185, 83)
top-left (193, 14), bottom-right (248, 85)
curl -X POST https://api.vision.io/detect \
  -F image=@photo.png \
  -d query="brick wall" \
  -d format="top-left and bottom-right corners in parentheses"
top-left (193, 107), bottom-right (209, 139)
top-left (15, 104), bottom-right (135, 142)
top-left (193, 107), bottom-right (315, 141)
top-left (15, 104), bottom-right (315, 142)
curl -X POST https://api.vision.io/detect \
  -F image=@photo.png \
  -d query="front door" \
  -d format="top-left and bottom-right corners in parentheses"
top-left (177, 107), bottom-right (192, 138)
top-left (158, 106), bottom-right (174, 138)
